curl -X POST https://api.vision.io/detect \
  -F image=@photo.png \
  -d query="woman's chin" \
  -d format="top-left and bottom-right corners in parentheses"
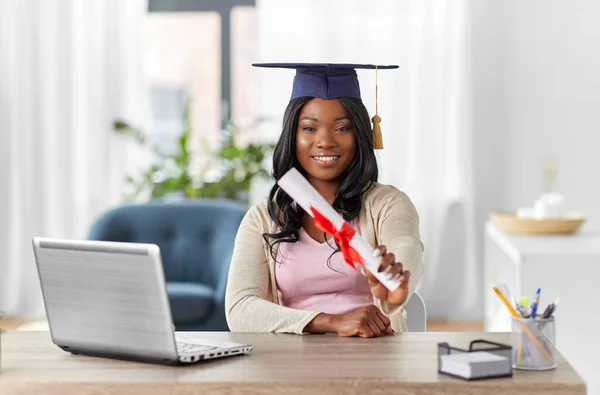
top-left (305, 167), bottom-right (344, 183)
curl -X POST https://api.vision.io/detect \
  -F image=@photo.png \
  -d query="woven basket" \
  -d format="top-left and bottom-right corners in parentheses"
top-left (490, 212), bottom-right (586, 235)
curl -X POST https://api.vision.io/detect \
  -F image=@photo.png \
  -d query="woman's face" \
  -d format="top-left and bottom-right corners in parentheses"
top-left (295, 98), bottom-right (356, 185)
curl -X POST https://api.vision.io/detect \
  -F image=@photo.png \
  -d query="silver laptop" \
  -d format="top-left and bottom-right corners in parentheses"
top-left (32, 237), bottom-right (253, 365)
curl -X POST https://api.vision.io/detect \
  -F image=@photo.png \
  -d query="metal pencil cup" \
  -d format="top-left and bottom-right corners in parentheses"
top-left (511, 316), bottom-right (556, 370)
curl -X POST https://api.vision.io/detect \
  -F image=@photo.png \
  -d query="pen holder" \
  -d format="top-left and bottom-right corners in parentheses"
top-left (511, 316), bottom-right (556, 371)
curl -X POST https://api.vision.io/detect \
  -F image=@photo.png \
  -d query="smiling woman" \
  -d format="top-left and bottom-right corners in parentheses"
top-left (225, 63), bottom-right (424, 338)
top-left (271, 96), bottom-right (375, 248)
top-left (297, 99), bottom-right (357, 187)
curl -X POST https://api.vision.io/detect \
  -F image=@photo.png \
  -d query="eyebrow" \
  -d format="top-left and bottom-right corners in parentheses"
top-left (300, 116), bottom-right (350, 122)
top-left (333, 117), bottom-right (350, 122)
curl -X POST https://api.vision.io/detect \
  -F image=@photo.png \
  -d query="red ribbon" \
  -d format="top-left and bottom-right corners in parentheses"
top-left (310, 206), bottom-right (363, 269)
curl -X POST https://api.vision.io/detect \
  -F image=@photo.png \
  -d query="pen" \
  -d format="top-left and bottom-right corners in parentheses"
top-left (530, 288), bottom-right (541, 318)
top-left (493, 286), bottom-right (551, 360)
top-left (542, 294), bottom-right (561, 318)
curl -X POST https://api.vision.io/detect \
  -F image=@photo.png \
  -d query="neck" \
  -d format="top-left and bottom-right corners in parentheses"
top-left (301, 178), bottom-right (340, 235)
top-left (308, 178), bottom-right (339, 205)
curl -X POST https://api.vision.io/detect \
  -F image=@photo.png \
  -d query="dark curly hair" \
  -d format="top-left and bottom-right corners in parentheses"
top-left (262, 96), bottom-right (378, 263)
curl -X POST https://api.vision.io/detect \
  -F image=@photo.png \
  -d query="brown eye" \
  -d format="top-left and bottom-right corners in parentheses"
top-left (302, 126), bottom-right (316, 132)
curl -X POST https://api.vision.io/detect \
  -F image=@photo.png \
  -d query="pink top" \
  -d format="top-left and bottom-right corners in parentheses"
top-left (275, 224), bottom-right (373, 315)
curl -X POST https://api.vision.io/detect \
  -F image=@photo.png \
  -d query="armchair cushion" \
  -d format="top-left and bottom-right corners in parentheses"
top-left (88, 198), bottom-right (247, 331)
top-left (166, 282), bottom-right (215, 324)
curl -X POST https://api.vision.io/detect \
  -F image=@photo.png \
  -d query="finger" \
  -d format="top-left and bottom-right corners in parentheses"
top-left (377, 253), bottom-right (396, 273)
top-left (360, 266), bottom-right (370, 277)
top-left (366, 319), bottom-right (382, 337)
top-left (362, 267), bottom-right (380, 286)
top-left (371, 305), bottom-right (392, 328)
top-left (384, 325), bottom-right (395, 335)
top-left (396, 270), bottom-right (411, 286)
top-left (373, 245), bottom-right (387, 257)
top-left (389, 268), bottom-right (410, 284)
top-left (377, 253), bottom-right (396, 274)
top-left (372, 313), bottom-right (390, 335)
top-left (368, 306), bottom-right (388, 333)
top-left (385, 262), bottom-right (404, 281)
top-left (372, 246), bottom-right (386, 273)
top-left (358, 324), bottom-right (375, 338)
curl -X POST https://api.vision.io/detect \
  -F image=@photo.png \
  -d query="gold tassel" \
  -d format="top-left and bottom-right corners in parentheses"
top-left (372, 66), bottom-right (384, 150)
top-left (372, 114), bottom-right (383, 149)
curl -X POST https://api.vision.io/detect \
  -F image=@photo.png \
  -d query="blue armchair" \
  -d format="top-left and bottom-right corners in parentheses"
top-left (88, 199), bottom-right (247, 331)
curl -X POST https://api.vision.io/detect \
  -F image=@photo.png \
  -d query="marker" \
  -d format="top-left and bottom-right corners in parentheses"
top-left (542, 294), bottom-right (561, 318)
top-left (518, 296), bottom-right (530, 318)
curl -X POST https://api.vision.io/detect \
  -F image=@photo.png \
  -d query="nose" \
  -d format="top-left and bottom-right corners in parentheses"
top-left (315, 129), bottom-right (336, 149)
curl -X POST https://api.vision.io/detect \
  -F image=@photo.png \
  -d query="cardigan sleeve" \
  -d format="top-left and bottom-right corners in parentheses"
top-left (373, 190), bottom-right (424, 317)
top-left (225, 205), bottom-right (320, 334)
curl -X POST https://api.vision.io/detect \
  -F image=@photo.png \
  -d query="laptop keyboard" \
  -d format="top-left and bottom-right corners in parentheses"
top-left (177, 342), bottom-right (217, 354)
top-left (176, 342), bottom-right (218, 354)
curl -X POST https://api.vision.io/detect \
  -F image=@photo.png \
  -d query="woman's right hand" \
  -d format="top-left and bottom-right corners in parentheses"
top-left (331, 305), bottom-right (394, 338)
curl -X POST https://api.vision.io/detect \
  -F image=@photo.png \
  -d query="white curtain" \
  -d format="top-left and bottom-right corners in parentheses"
top-left (0, 0), bottom-right (148, 319)
top-left (255, 0), bottom-right (479, 319)
top-left (402, 1), bottom-right (478, 319)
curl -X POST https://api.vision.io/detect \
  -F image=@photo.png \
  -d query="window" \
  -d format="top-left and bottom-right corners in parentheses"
top-left (144, 12), bottom-right (221, 153)
top-left (145, 0), bottom-right (258, 153)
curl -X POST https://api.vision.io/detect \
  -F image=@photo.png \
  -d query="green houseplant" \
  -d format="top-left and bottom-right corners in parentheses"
top-left (113, 104), bottom-right (275, 203)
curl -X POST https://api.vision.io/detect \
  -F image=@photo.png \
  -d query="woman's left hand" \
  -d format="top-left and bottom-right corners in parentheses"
top-left (362, 245), bottom-right (411, 306)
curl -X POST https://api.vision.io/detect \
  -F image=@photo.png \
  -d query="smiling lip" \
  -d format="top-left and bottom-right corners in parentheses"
top-left (311, 155), bottom-right (341, 166)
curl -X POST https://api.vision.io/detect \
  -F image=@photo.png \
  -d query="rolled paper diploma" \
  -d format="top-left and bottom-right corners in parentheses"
top-left (278, 168), bottom-right (401, 292)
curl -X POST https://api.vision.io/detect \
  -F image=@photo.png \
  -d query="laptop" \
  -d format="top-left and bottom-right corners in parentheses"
top-left (32, 237), bottom-right (253, 365)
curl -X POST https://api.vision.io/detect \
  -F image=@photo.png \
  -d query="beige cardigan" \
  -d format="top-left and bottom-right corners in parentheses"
top-left (225, 183), bottom-right (424, 334)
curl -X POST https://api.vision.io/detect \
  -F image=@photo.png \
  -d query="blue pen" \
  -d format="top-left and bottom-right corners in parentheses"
top-left (530, 288), bottom-right (541, 318)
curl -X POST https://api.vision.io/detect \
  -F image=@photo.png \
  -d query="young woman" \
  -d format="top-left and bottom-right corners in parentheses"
top-left (225, 63), bottom-right (423, 337)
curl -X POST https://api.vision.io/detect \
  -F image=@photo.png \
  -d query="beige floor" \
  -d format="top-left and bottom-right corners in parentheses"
top-left (1, 316), bottom-right (27, 330)
top-left (2, 316), bottom-right (483, 332)
top-left (427, 319), bottom-right (483, 332)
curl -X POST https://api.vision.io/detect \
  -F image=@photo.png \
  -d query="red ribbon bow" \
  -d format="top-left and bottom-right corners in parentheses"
top-left (310, 206), bottom-right (363, 269)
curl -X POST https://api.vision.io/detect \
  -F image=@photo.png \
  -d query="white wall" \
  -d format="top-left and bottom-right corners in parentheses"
top-left (470, 1), bottom-right (510, 321)
top-left (505, 0), bottom-right (600, 213)
top-left (473, 0), bottom-right (600, 215)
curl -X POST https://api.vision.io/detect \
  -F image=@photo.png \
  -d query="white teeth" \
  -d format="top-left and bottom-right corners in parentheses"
top-left (313, 156), bottom-right (339, 163)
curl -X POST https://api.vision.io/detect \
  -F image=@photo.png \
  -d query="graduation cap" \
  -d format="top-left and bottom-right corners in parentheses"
top-left (252, 63), bottom-right (398, 149)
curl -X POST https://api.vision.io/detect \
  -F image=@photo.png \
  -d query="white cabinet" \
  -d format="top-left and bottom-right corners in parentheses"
top-left (484, 221), bottom-right (600, 393)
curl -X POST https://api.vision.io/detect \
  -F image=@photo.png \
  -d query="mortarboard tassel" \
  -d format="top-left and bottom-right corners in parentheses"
top-left (372, 115), bottom-right (383, 150)
top-left (372, 66), bottom-right (384, 149)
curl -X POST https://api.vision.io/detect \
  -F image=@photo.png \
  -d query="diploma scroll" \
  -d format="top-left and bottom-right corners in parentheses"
top-left (277, 168), bottom-right (401, 292)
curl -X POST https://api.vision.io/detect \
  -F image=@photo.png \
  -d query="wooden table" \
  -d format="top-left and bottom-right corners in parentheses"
top-left (0, 331), bottom-right (585, 395)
